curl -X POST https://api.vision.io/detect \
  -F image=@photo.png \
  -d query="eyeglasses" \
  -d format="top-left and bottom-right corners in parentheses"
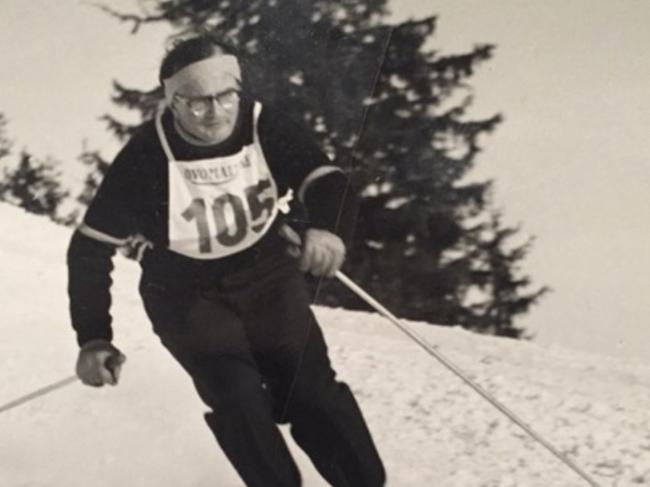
top-left (174, 89), bottom-right (241, 117)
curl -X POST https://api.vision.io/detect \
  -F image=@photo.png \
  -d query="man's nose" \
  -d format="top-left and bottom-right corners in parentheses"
top-left (205, 98), bottom-right (228, 119)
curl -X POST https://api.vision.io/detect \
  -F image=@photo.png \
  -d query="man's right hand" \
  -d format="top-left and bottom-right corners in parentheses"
top-left (76, 340), bottom-right (126, 387)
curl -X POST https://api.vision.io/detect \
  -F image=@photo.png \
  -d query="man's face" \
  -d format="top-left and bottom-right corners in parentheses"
top-left (171, 64), bottom-right (241, 145)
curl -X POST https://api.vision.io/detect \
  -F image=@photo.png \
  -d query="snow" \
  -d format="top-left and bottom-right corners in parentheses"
top-left (2, 202), bottom-right (649, 486)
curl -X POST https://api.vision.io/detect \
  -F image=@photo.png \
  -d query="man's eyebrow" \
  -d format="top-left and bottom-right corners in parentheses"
top-left (178, 87), bottom-right (240, 98)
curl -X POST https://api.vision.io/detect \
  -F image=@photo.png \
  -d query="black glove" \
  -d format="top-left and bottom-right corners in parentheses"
top-left (76, 339), bottom-right (126, 387)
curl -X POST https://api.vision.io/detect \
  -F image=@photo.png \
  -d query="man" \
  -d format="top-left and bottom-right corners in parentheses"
top-left (68, 35), bottom-right (385, 487)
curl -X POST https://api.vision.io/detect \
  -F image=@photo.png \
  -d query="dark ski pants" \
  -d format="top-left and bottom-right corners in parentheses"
top-left (140, 256), bottom-right (385, 487)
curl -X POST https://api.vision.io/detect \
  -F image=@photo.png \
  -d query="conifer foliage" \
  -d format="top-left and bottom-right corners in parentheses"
top-left (0, 152), bottom-right (68, 220)
top-left (0, 114), bottom-right (68, 222)
top-left (100, 0), bottom-right (547, 337)
top-left (0, 114), bottom-right (11, 162)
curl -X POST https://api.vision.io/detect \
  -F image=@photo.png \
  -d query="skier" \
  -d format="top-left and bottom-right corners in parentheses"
top-left (67, 35), bottom-right (386, 487)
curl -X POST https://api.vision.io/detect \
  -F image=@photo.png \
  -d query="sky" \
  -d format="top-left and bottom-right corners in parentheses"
top-left (0, 0), bottom-right (648, 361)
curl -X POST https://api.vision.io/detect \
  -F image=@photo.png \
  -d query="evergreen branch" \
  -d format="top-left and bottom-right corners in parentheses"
top-left (392, 15), bottom-right (437, 37)
top-left (428, 44), bottom-right (495, 83)
top-left (87, 2), bottom-right (168, 33)
top-left (99, 114), bottom-right (139, 142)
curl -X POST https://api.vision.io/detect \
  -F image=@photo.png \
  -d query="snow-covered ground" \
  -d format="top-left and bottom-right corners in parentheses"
top-left (1, 203), bottom-right (649, 487)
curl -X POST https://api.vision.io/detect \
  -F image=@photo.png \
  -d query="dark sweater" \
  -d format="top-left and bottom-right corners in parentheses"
top-left (68, 102), bottom-right (358, 345)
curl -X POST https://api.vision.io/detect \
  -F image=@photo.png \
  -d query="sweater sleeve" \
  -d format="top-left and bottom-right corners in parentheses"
top-left (67, 135), bottom-right (141, 346)
top-left (302, 170), bottom-right (360, 245)
top-left (67, 229), bottom-right (117, 346)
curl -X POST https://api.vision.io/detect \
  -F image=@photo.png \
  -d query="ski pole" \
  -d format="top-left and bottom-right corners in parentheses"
top-left (0, 375), bottom-right (78, 414)
top-left (335, 270), bottom-right (602, 487)
top-left (0, 355), bottom-right (124, 415)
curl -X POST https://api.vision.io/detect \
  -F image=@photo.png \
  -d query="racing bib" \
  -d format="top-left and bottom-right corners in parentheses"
top-left (156, 102), bottom-right (282, 260)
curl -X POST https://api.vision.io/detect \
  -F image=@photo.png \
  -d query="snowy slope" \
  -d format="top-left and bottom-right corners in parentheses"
top-left (1, 203), bottom-right (649, 487)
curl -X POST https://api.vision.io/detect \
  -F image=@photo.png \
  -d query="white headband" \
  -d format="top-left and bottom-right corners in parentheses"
top-left (163, 55), bottom-right (242, 104)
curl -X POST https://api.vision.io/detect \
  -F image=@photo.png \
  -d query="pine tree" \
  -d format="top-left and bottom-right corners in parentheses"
top-left (0, 151), bottom-right (68, 220)
top-left (97, 0), bottom-right (546, 337)
top-left (0, 114), bottom-right (69, 221)
top-left (0, 114), bottom-right (11, 161)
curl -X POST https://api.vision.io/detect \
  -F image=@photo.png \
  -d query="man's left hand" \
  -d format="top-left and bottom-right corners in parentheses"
top-left (279, 226), bottom-right (346, 277)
